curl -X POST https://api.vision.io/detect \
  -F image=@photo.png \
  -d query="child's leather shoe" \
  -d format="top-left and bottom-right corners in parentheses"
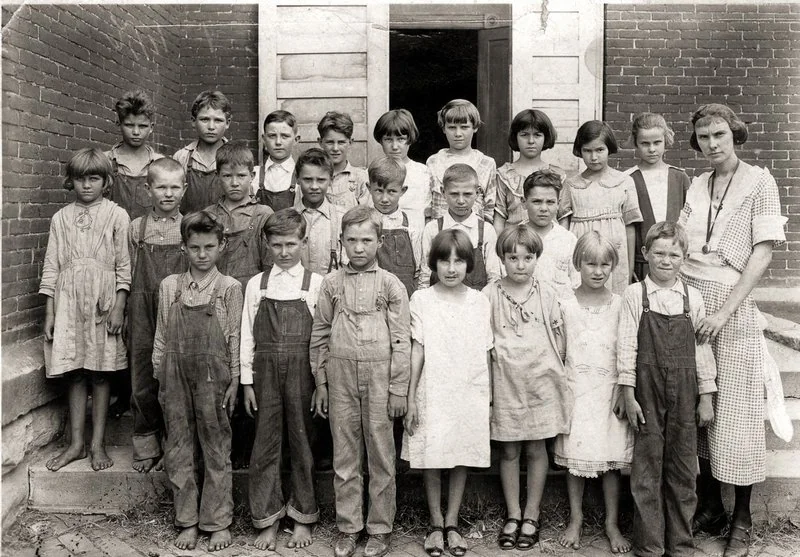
top-left (364, 533), bottom-right (391, 557)
top-left (334, 532), bottom-right (360, 557)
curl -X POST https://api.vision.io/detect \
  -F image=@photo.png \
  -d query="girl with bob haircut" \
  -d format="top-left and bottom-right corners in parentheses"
top-left (41, 147), bottom-right (131, 473)
top-left (404, 228), bottom-right (491, 557)
top-left (495, 109), bottom-right (563, 232)
top-left (626, 112), bottom-right (690, 280)
top-left (560, 121), bottom-right (642, 294)
top-left (555, 230), bottom-right (632, 553)
top-left (485, 223), bottom-right (570, 551)
top-left (680, 103), bottom-right (787, 557)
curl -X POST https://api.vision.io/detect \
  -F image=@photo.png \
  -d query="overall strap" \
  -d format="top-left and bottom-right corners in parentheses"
top-left (289, 171), bottom-right (297, 192)
top-left (437, 217), bottom-right (444, 232)
top-left (301, 268), bottom-right (312, 292)
top-left (137, 214), bottom-right (149, 249)
top-left (401, 211), bottom-right (408, 228)
top-left (206, 277), bottom-right (221, 315)
top-left (111, 156), bottom-right (119, 173)
top-left (186, 147), bottom-right (195, 171)
top-left (174, 274), bottom-right (186, 303)
top-left (259, 266), bottom-right (272, 297)
top-left (258, 157), bottom-right (266, 190)
top-left (641, 280), bottom-right (650, 311)
top-left (478, 219), bottom-right (484, 246)
top-left (682, 281), bottom-right (690, 316)
top-left (328, 210), bottom-right (339, 272)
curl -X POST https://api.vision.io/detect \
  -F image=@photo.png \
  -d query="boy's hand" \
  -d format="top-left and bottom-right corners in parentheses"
top-left (404, 402), bottom-right (419, 436)
top-left (623, 386), bottom-right (645, 433)
top-left (43, 306), bottom-right (55, 341)
top-left (311, 385), bottom-right (328, 419)
top-left (222, 376), bottom-right (239, 418)
top-left (243, 385), bottom-right (257, 418)
top-left (388, 394), bottom-right (407, 418)
top-left (696, 393), bottom-right (714, 428)
top-left (107, 304), bottom-right (125, 335)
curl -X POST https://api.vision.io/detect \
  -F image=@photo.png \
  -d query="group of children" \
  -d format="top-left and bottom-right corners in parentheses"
top-left (40, 88), bottom-right (717, 557)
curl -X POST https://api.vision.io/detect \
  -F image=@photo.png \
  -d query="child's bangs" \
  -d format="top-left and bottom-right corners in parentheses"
top-left (66, 149), bottom-right (113, 180)
top-left (444, 104), bottom-right (478, 126)
top-left (573, 231), bottom-right (619, 270)
top-left (496, 224), bottom-right (543, 258)
top-left (429, 229), bottom-right (474, 274)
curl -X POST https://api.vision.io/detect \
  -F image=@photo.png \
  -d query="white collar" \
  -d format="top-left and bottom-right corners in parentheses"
top-left (444, 211), bottom-right (480, 229)
top-left (270, 262), bottom-right (304, 278)
top-left (267, 156), bottom-right (294, 172)
top-left (644, 275), bottom-right (685, 296)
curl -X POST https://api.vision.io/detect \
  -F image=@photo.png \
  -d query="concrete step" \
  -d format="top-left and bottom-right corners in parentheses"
top-left (769, 338), bottom-right (800, 398)
top-left (766, 398), bottom-right (800, 450)
top-left (28, 445), bottom-right (800, 520)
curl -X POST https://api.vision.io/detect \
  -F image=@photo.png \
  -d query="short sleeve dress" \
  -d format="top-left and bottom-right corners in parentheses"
top-left (484, 280), bottom-right (572, 442)
top-left (39, 199), bottom-right (131, 377)
top-left (559, 168), bottom-right (643, 294)
top-left (554, 294), bottom-right (634, 477)
top-left (401, 286), bottom-right (493, 469)
top-left (679, 163), bottom-right (787, 485)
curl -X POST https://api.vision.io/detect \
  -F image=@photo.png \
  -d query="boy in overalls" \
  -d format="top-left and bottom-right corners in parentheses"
top-left (419, 164), bottom-right (501, 289)
top-left (618, 221), bottom-right (717, 557)
top-left (241, 209), bottom-right (323, 551)
top-left (173, 90), bottom-right (231, 214)
top-left (106, 90), bottom-right (164, 220)
top-left (152, 212), bottom-right (243, 552)
top-left (311, 206), bottom-right (411, 557)
top-left (127, 158), bottom-right (186, 473)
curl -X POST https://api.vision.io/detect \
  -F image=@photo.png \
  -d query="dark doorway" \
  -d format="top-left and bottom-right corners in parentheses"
top-left (389, 29), bottom-right (478, 163)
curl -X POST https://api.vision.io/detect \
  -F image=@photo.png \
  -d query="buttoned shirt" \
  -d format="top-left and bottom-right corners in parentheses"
top-left (309, 262), bottom-right (411, 395)
top-left (152, 267), bottom-right (243, 379)
top-left (380, 208), bottom-right (423, 286)
top-left (173, 139), bottom-right (228, 174)
top-left (128, 211), bottom-right (182, 271)
top-left (105, 143), bottom-right (164, 177)
top-left (419, 212), bottom-right (501, 287)
top-left (426, 148), bottom-right (497, 222)
top-left (329, 162), bottom-right (370, 210)
top-left (204, 197), bottom-right (273, 235)
top-left (239, 262), bottom-right (323, 385)
top-left (293, 198), bottom-right (343, 276)
top-left (617, 276), bottom-right (717, 395)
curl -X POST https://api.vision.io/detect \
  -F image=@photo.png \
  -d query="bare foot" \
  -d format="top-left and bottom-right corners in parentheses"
top-left (132, 457), bottom-right (158, 473)
top-left (209, 528), bottom-right (232, 552)
top-left (254, 522), bottom-right (279, 551)
top-left (289, 522), bottom-right (313, 548)
top-left (558, 515), bottom-right (582, 549)
top-left (46, 444), bottom-right (87, 471)
top-left (606, 523), bottom-right (631, 553)
top-left (153, 456), bottom-right (164, 471)
top-left (89, 445), bottom-right (114, 471)
top-left (175, 525), bottom-right (199, 550)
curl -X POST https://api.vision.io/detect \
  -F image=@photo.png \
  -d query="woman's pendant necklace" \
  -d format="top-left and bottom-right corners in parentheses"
top-left (703, 161), bottom-right (739, 254)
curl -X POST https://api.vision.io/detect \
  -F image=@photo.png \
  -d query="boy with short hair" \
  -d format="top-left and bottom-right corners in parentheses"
top-left (311, 205), bottom-right (411, 557)
top-left (203, 140), bottom-right (274, 292)
top-left (419, 163), bottom-right (501, 289)
top-left (617, 221), bottom-right (716, 557)
top-left (152, 212), bottom-right (243, 552)
top-left (520, 168), bottom-right (579, 299)
top-left (293, 147), bottom-right (343, 276)
top-left (106, 90), bottom-right (165, 220)
top-left (255, 110), bottom-right (301, 211)
top-left (127, 157), bottom-right (186, 473)
top-left (369, 156), bottom-right (421, 298)
top-left (241, 209), bottom-right (323, 551)
top-left (317, 111), bottom-right (369, 211)
top-left (173, 90), bottom-right (231, 214)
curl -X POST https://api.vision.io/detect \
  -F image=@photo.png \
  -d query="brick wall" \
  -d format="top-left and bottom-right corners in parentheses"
top-left (604, 3), bottom-right (800, 286)
top-left (1, 4), bottom-right (184, 344)
top-left (176, 4), bottom-right (259, 154)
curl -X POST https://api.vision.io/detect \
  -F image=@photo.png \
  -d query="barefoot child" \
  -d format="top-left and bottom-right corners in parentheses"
top-left (41, 148), bottom-right (130, 472)
top-left (374, 109), bottom-right (432, 232)
top-left (369, 156), bottom-right (421, 297)
top-left (255, 110), bottom-right (301, 211)
top-left (626, 113), bottom-right (691, 281)
top-left (241, 209), bottom-right (322, 551)
top-left (427, 99), bottom-right (497, 222)
top-left (494, 108), bottom-right (561, 232)
top-left (311, 206), bottom-right (411, 557)
top-left (554, 231), bottom-right (633, 553)
top-left (152, 212), bottom-right (243, 552)
top-left (173, 90), bottom-right (231, 214)
top-left (106, 90), bottom-right (164, 219)
top-left (419, 164), bottom-right (501, 289)
top-left (618, 222), bottom-right (716, 557)
top-left (560, 121), bottom-right (642, 294)
top-left (404, 229), bottom-right (492, 557)
top-left (485, 224), bottom-right (571, 551)
top-left (127, 158), bottom-right (186, 473)
top-left (521, 169), bottom-right (580, 299)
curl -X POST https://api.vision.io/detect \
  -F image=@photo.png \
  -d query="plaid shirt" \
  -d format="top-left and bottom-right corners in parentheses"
top-left (128, 211), bottom-right (182, 271)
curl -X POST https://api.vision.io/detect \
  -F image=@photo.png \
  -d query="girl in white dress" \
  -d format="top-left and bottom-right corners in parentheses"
top-left (404, 229), bottom-right (493, 557)
top-left (554, 231), bottom-right (633, 553)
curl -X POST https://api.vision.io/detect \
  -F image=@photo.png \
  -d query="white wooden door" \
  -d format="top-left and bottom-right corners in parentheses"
top-left (511, 0), bottom-right (604, 173)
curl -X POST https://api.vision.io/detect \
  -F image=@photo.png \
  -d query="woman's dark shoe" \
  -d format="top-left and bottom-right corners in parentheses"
top-left (692, 509), bottom-right (727, 535)
top-left (497, 518), bottom-right (520, 550)
top-left (515, 518), bottom-right (539, 551)
top-left (724, 524), bottom-right (751, 557)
